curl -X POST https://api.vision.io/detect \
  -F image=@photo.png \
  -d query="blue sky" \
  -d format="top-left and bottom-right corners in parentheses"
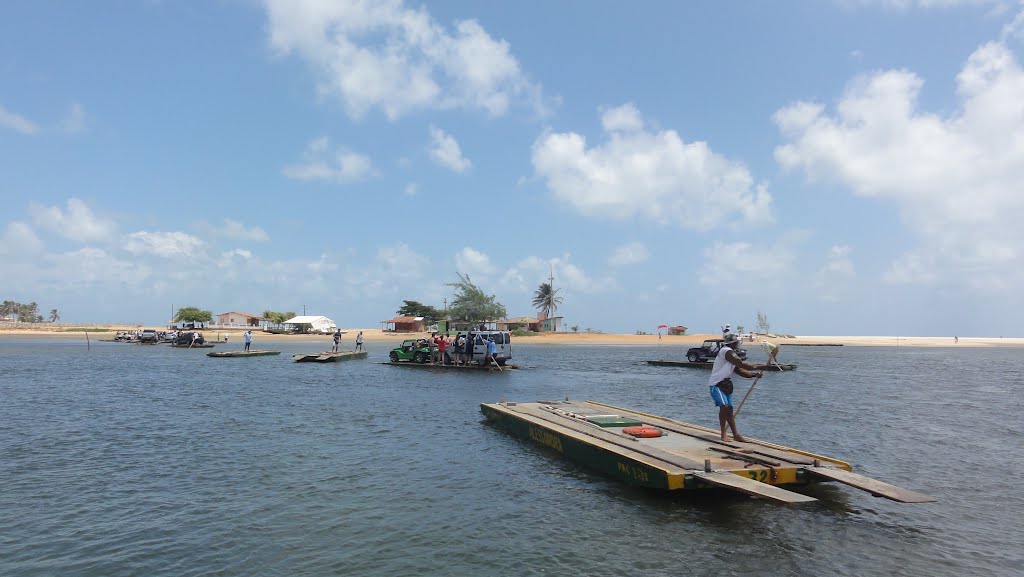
top-left (2, 0), bottom-right (1023, 336)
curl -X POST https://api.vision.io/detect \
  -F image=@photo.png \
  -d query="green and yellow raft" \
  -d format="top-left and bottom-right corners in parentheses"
top-left (480, 399), bottom-right (934, 504)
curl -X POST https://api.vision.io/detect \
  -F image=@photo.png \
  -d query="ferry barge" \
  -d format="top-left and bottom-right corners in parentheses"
top-left (480, 399), bottom-right (934, 504)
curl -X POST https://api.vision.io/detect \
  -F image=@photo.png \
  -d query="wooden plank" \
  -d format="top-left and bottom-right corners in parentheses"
top-left (803, 466), bottom-right (936, 503)
top-left (693, 471), bottom-right (816, 504)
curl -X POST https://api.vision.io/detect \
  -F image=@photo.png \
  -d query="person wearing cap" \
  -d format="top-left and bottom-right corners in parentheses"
top-left (708, 333), bottom-right (770, 442)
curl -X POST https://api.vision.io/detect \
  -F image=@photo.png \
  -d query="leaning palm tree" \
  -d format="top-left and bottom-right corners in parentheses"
top-left (49, 309), bottom-right (60, 323)
top-left (532, 282), bottom-right (563, 318)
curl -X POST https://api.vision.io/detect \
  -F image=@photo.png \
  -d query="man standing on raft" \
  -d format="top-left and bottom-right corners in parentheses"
top-left (709, 333), bottom-right (769, 442)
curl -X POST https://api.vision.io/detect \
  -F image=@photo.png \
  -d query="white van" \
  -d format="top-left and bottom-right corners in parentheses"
top-left (465, 330), bottom-right (512, 366)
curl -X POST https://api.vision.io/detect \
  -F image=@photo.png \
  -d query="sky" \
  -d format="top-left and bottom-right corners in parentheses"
top-left (2, 0), bottom-right (1024, 337)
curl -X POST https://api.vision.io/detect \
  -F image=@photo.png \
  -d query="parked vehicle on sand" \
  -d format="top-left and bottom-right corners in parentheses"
top-left (139, 329), bottom-right (159, 343)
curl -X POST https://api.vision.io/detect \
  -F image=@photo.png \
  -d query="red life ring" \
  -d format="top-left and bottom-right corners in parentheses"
top-left (623, 426), bottom-right (662, 438)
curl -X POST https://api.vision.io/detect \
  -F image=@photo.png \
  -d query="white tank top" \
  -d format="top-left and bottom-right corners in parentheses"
top-left (708, 345), bottom-right (736, 386)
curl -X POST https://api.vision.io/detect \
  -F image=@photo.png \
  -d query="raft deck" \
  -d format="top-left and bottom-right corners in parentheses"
top-left (207, 350), bottom-right (281, 358)
top-left (481, 399), bottom-right (934, 504)
top-left (385, 361), bottom-right (515, 371)
top-left (646, 360), bottom-right (797, 370)
top-left (292, 350), bottom-right (368, 363)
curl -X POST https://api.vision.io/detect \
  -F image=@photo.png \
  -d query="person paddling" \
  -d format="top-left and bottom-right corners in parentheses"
top-left (708, 333), bottom-right (769, 442)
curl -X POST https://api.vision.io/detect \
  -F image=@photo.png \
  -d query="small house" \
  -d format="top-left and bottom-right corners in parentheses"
top-left (381, 316), bottom-right (427, 333)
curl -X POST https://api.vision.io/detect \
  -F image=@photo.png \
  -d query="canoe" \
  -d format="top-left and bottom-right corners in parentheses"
top-left (207, 350), bottom-right (281, 358)
top-left (646, 360), bottom-right (797, 371)
top-left (292, 350), bottom-right (368, 363)
top-left (481, 399), bottom-right (935, 504)
top-left (169, 343), bottom-right (216, 348)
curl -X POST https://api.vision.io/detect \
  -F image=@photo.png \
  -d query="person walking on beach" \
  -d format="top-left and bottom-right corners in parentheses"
top-left (355, 331), bottom-right (364, 352)
top-left (708, 333), bottom-right (769, 442)
top-left (244, 330), bottom-right (252, 352)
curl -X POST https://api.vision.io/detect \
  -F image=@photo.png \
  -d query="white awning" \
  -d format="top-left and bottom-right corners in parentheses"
top-left (283, 315), bottom-right (334, 325)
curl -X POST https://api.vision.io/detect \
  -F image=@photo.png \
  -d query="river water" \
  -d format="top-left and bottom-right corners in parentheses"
top-left (1, 338), bottom-right (1021, 576)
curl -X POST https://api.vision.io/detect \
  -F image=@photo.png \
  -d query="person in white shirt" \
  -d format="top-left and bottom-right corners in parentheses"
top-left (708, 333), bottom-right (768, 442)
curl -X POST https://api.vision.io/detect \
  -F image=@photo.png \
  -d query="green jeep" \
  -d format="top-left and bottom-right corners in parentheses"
top-left (389, 339), bottom-right (432, 363)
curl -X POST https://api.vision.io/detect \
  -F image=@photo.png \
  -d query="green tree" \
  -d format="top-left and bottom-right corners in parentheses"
top-left (49, 309), bottom-right (60, 323)
top-left (17, 302), bottom-right (39, 323)
top-left (1, 300), bottom-right (16, 319)
top-left (756, 310), bottom-right (770, 334)
top-left (532, 282), bottom-right (563, 318)
top-left (261, 310), bottom-right (294, 325)
top-left (174, 306), bottom-right (213, 326)
top-left (445, 273), bottom-right (506, 325)
top-left (396, 300), bottom-right (444, 322)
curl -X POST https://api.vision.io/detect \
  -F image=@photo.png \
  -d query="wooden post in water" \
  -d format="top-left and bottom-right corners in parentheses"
top-left (85, 330), bottom-right (90, 351)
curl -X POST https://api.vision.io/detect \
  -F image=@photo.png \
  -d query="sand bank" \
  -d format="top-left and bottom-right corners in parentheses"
top-left (0, 325), bottom-right (1020, 347)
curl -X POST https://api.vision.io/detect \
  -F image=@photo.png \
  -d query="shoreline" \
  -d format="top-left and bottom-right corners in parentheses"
top-left (0, 325), bottom-right (1020, 347)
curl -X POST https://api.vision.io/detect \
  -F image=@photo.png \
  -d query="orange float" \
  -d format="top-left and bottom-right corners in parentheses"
top-left (622, 426), bottom-right (662, 438)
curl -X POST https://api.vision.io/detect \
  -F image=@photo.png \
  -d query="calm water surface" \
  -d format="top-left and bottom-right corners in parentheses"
top-left (1, 338), bottom-right (1022, 576)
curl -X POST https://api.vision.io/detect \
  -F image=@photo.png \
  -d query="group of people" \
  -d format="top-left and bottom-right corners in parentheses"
top-left (331, 330), bottom-right (364, 353)
top-left (415, 332), bottom-right (498, 366)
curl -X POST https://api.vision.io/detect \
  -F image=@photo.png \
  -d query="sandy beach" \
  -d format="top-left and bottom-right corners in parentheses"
top-left (0, 324), bottom-right (1020, 347)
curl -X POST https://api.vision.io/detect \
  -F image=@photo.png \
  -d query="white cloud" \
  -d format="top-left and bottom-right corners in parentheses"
top-left (501, 255), bottom-right (615, 295)
top-left (697, 233), bottom-right (807, 294)
top-left (774, 40), bottom-right (1024, 289)
top-left (608, 242), bottom-right (650, 266)
top-left (0, 222), bottom-right (44, 256)
top-left (532, 104), bottom-right (774, 231)
top-left (283, 137), bottom-right (376, 183)
top-left (29, 198), bottom-right (116, 243)
top-left (428, 127), bottom-right (472, 173)
top-left (0, 103), bottom-right (39, 135)
top-left (601, 103), bottom-right (644, 132)
top-left (403, 182), bottom-right (418, 196)
top-left (123, 231), bottom-right (205, 259)
top-left (220, 219), bottom-right (270, 242)
top-left (813, 245), bottom-right (856, 302)
top-left (264, 0), bottom-right (545, 120)
top-left (60, 102), bottom-right (87, 134)
top-left (455, 246), bottom-right (496, 276)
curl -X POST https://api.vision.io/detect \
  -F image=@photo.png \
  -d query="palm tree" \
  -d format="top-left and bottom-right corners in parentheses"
top-left (532, 282), bottom-right (563, 317)
top-left (49, 309), bottom-right (60, 323)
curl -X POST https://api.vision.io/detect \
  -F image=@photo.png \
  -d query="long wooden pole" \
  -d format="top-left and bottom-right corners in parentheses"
top-left (735, 372), bottom-right (763, 416)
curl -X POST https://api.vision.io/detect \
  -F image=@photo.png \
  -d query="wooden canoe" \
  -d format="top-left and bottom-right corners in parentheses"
top-left (646, 360), bottom-right (797, 370)
top-left (292, 350), bottom-right (368, 363)
top-left (206, 350), bottom-right (281, 358)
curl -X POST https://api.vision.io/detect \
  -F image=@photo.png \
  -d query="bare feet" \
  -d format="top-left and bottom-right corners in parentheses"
top-left (733, 435), bottom-right (747, 442)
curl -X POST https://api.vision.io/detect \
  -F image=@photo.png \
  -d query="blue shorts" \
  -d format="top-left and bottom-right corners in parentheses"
top-left (710, 385), bottom-right (733, 408)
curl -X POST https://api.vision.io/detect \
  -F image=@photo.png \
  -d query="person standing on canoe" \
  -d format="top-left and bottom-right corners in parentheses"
top-left (709, 333), bottom-right (768, 442)
top-left (355, 331), bottom-right (364, 352)
top-left (244, 330), bottom-right (252, 352)
top-left (332, 329), bottom-right (341, 353)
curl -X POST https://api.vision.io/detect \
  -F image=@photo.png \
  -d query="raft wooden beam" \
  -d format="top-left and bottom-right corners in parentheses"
top-left (802, 465), bottom-right (937, 503)
top-left (693, 471), bottom-right (817, 504)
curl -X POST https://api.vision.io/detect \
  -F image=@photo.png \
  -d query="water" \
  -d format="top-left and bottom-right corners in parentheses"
top-left (1, 339), bottom-right (1022, 576)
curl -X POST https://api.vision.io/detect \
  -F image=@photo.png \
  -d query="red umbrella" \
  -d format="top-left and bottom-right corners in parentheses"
top-left (657, 324), bottom-right (668, 329)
